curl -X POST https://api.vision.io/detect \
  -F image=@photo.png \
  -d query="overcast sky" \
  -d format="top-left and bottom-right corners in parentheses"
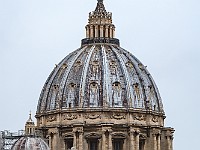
top-left (0, 0), bottom-right (200, 149)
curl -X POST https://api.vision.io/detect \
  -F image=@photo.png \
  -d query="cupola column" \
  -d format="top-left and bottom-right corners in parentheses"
top-left (105, 25), bottom-right (109, 38)
top-left (100, 25), bottom-right (104, 37)
top-left (86, 26), bottom-right (90, 38)
top-left (95, 25), bottom-right (98, 37)
top-left (90, 25), bottom-right (94, 38)
top-left (109, 26), bottom-right (113, 38)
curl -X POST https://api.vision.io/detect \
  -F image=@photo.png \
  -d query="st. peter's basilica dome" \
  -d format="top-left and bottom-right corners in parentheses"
top-left (35, 1), bottom-right (174, 150)
top-left (37, 0), bottom-right (164, 114)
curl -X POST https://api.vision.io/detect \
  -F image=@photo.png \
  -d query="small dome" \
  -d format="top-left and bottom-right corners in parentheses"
top-left (12, 137), bottom-right (49, 150)
top-left (37, 45), bottom-right (164, 113)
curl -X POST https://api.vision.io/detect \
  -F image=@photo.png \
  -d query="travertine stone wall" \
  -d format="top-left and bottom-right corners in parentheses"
top-left (36, 109), bottom-right (174, 150)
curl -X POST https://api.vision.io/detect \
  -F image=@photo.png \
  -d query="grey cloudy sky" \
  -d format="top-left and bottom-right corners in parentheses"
top-left (0, 0), bottom-right (200, 149)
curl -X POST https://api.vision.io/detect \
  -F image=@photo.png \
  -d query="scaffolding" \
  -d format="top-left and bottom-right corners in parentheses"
top-left (0, 130), bottom-right (24, 150)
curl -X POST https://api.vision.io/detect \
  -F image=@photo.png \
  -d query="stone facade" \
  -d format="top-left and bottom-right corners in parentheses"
top-left (35, 1), bottom-right (174, 150)
top-left (36, 109), bottom-right (174, 150)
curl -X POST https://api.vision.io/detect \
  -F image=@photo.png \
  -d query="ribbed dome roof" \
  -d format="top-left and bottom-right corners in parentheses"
top-left (37, 44), bottom-right (164, 113)
top-left (36, 0), bottom-right (164, 114)
top-left (12, 137), bottom-right (49, 150)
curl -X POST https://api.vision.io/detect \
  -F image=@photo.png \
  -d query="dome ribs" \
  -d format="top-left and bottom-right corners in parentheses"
top-left (101, 45), bottom-right (112, 107)
top-left (79, 45), bottom-right (96, 108)
top-left (60, 46), bottom-right (88, 109)
top-left (110, 45), bottom-right (132, 108)
top-left (117, 47), bottom-right (163, 112)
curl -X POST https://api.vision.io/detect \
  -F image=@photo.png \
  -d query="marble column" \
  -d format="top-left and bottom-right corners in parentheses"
top-left (102, 131), bottom-right (106, 150)
top-left (109, 26), bottom-right (113, 38)
top-left (49, 134), bottom-right (53, 150)
top-left (105, 26), bottom-right (109, 38)
top-left (167, 136), bottom-right (171, 150)
top-left (90, 25), bottom-right (94, 38)
top-left (157, 134), bottom-right (161, 150)
top-left (73, 131), bottom-right (77, 149)
top-left (130, 132), bottom-right (135, 150)
top-left (153, 135), bottom-right (157, 150)
top-left (86, 26), bottom-right (90, 38)
top-left (52, 132), bottom-right (59, 150)
top-left (108, 131), bottom-right (112, 150)
top-left (95, 25), bottom-right (98, 38)
top-left (112, 27), bottom-right (115, 38)
top-left (100, 25), bottom-right (104, 37)
top-left (135, 133), bottom-right (139, 150)
top-left (79, 131), bottom-right (83, 150)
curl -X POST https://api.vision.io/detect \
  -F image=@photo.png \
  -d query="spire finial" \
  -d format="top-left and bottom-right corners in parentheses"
top-left (29, 110), bottom-right (32, 119)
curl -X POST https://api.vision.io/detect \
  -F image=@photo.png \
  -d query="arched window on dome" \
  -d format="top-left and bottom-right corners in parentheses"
top-left (147, 85), bottom-right (158, 111)
top-left (110, 60), bottom-right (118, 81)
top-left (89, 82), bottom-right (99, 107)
top-left (67, 83), bottom-right (76, 108)
top-left (49, 84), bottom-right (59, 110)
top-left (133, 83), bottom-right (144, 108)
top-left (112, 82), bottom-right (122, 107)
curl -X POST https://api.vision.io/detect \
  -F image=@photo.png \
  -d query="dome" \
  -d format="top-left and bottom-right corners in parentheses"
top-left (36, 0), bottom-right (164, 115)
top-left (11, 137), bottom-right (50, 150)
top-left (37, 44), bottom-right (163, 113)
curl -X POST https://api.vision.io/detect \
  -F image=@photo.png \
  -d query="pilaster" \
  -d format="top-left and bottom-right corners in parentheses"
top-left (108, 129), bottom-right (112, 150)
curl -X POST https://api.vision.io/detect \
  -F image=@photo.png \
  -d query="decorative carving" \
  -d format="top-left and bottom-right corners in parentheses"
top-left (126, 61), bottom-right (134, 71)
top-left (138, 63), bottom-right (144, 70)
top-left (111, 113), bottom-right (126, 120)
top-left (63, 114), bottom-right (78, 120)
top-left (112, 132), bottom-right (126, 139)
top-left (152, 116), bottom-right (159, 122)
top-left (139, 133), bottom-right (147, 139)
top-left (91, 60), bottom-right (99, 79)
top-left (110, 60), bottom-right (117, 75)
top-left (133, 114), bottom-right (145, 121)
top-left (85, 113), bottom-right (101, 119)
top-left (85, 133), bottom-right (102, 139)
top-left (74, 60), bottom-right (82, 72)
top-left (46, 115), bottom-right (57, 122)
top-left (152, 129), bottom-right (161, 135)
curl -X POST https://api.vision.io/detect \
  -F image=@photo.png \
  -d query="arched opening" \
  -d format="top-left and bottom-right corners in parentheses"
top-left (112, 82), bottom-right (122, 107)
top-left (89, 82), bottom-right (99, 107)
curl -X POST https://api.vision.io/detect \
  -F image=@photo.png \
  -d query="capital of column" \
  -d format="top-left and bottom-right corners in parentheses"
top-left (152, 128), bottom-right (161, 136)
top-left (130, 127), bottom-right (140, 134)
